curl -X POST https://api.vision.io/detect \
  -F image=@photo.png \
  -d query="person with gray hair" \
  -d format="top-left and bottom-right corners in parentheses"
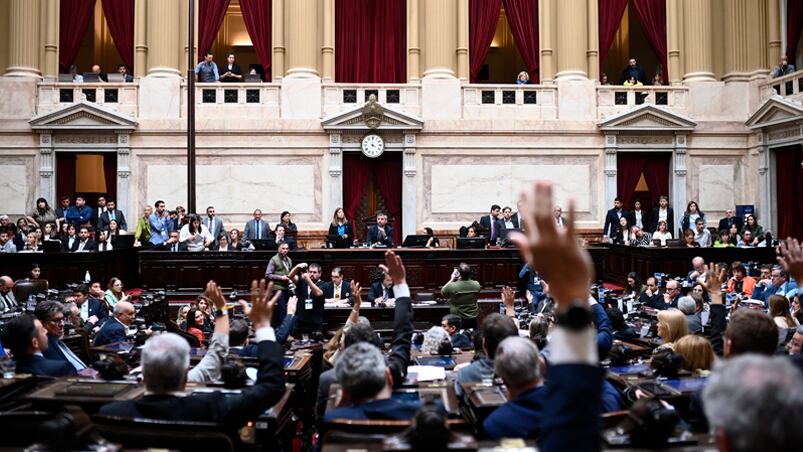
top-left (93, 301), bottom-right (136, 346)
top-left (323, 251), bottom-right (415, 422)
top-left (420, 326), bottom-right (452, 355)
top-left (36, 299), bottom-right (87, 372)
top-left (99, 279), bottom-right (286, 431)
top-left (703, 355), bottom-right (803, 451)
top-left (482, 336), bottom-right (545, 439)
top-left (677, 295), bottom-right (702, 334)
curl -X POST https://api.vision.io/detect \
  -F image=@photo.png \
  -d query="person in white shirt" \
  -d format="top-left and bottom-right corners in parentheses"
top-left (652, 220), bottom-right (672, 247)
top-left (179, 214), bottom-right (214, 252)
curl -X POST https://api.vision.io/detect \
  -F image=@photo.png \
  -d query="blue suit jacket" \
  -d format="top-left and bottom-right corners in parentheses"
top-left (483, 385), bottom-right (546, 439)
top-left (41, 334), bottom-right (83, 369)
top-left (539, 364), bottom-right (604, 452)
top-left (93, 318), bottom-right (127, 346)
top-left (16, 354), bottom-right (76, 377)
top-left (82, 298), bottom-right (109, 329)
top-left (366, 225), bottom-right (394, 246)
top-left (324, 397), bottom-right (421, 423)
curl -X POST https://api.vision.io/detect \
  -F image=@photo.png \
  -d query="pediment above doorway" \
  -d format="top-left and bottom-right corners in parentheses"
top-left (599, 103), bottom-right (696, 133)
top-left (29, 101), bottom-right (137, 131)
top-left (745, 95), bottom-right (803, 130)
top-left (321, 95), bottom-right (423, 132)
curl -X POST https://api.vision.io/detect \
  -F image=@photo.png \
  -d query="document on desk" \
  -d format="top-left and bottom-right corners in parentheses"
top-left (407, 365), bottom-right (446, 382)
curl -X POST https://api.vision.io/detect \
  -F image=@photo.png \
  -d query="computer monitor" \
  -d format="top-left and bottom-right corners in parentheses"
top-left (456, 237), bottom-right (486, 249)
top-left (82, 72), bottom-right (100, 82)
top-left (244, 73), bottom-right (262, 82)
top-left (58, 73), bottom-right (73, 82)
top-left (42, 240), bottom-right (62, 253)
top-left (111, 234), bottom-right (135, 249)
top-left (107, 73), bottom-right (124, 83)
top-left (402, 235), bottom-right (429, 248)
top-left (250, 239), bottom-right (278, 251)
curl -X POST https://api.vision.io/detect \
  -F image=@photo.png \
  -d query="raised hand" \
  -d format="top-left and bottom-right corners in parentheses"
top-left (501, 286), bottom-right (516, 316)
top-left (702, 264), bottom-right (726, 305)
top-left (204, 280), bottom-right (226, 311)
top-left (509, 182), bottom-right (594, 310)
top-left (351, 280), bottom-right (362, 310)
top-left (286, 295), bottom-right (298, 316)
top-left (778, 238), bottom-right (803, 284)
top-left (378, 250), bottom-right (406, 285)
top-left (248, 279), bottom-right (278, 329)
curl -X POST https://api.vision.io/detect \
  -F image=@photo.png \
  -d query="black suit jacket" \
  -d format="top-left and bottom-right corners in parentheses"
top-left (717, 216), bottom-right (743, 233)
top-left (366, 225), bottom-right (394, 246)
top-left (158, 241), bottom-right (188, 252)
top-left (82, 298), bottom-right (110, 329)
top-left (604, 208), bottom-right (628, 238)
top-left (61, 236), bottom-right (79, 252)
top-left (627, 209), bottom-right (652, 233)
top-left (651, 206), bottom-right (675, 235)
top-left (368, 281), bottom-right (395, 306)
top-left (100, 210), bottom-right (128, 231)
top-left (16, 354), bottom-right (76, 377)
top-left (327, 223), bottom-right (354, 244)
top-left (74, 239), bottom-right (98, 252)
top-left (479, 215), bottom-right (503, 241)
top-left (323, 281), bottom-right (354, 304)
top-left (99, 339), bottom-right (285, 431)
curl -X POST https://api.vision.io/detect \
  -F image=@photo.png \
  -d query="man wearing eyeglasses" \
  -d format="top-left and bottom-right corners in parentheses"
top-left (35, 300), bottom-right (87, 372)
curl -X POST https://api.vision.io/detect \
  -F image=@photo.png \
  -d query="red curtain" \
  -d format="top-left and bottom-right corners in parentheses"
top-left (343, 153), bottom-right (372, 240)
top-left (641, 154), bottom-right (670, 208)
top-left (616, 153), bottom-right (648, 210)
top-left (240, 0), bottom-right (272, 80)
top-left (775, 146), bottom-right (803, 239)
top-left (101, 0), bottom-right (135, 71)
top-left (103, 153), bottom-right (117, 202)
top-left (335, 0), bottom-right (406, 83)
top-left (469, 0), bottom-right (503, 82)
top-left (56, 153), bottom-right (77, 203)
top-left (787, 0), bottom-right (803, 62)
top-left (502, 0), bottom-right (540, 83)
top-left (198, 0), bottom-right (231, 61)
top-left (59, 0), bottom-right (97, 71)
top-left (373, 154), bottom-right (403, 245)
top-left (631, 0), bottom-right (668, 83)
top-left (598, 0), bottom-right (628, 77)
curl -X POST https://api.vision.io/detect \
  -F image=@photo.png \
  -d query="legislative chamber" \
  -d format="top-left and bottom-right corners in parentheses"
top-left (0, 0), bottom-right (802, 450)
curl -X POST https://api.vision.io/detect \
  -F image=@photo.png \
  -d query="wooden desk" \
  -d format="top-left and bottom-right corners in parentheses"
top-left (23, 379), bottom-right (145, 412)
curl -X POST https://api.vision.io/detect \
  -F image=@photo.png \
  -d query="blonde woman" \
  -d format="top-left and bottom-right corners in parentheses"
top-left (674, 335), bottom-right (715, 372)
top-left (653, 308), bottom-right (689, 355)
top-left (327, 207), bottom-right (354, 244)
top-left (516, 71), bottom-right (530, 85)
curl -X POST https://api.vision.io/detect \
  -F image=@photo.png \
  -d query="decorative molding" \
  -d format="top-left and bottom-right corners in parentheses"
top-left (604, 169), bottom-right (617, 176)
top-left (40, 171), bottom-right (53, 178)
top-left (767, 127), bottom-right (801, 142)
top-left (605, 135), bottom-right (616, 146)
top-left (40, 134), bottom-right (51, 145)
top-left (617, 135), bottom-right (674, 145)
top-left (118, 134), bottom-right (129, 145)
top-left (117, 172), bottom-right (131, 179)
top-left (54, 135), bottom-right (117, 145)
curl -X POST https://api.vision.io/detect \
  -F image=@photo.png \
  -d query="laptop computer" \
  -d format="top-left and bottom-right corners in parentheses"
top-left (402, 235), bottom-right (429, 248)
top-left (456, 237), bottom-right (487, 249)
top-left (107, 73), bottom-right (124, 83)
top-left (251, 239), bottom-right (278, 251)
top-left (244, 73), bottom-right (262, 82)
top-left (58, 73), bottom-right (73, 82)
top-left (82, 72), bottom-right (100, 82)
top-left (111, 234), bottom-right (135, 249)
top-left (42, 240), bottom-right (62, 253)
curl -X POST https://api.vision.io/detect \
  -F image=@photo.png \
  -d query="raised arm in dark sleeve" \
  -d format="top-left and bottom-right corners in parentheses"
top-left (387, 284), bottom-right (414, 388)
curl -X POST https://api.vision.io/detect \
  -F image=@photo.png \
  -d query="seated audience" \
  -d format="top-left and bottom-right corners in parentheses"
top-left (737, 230), bottom-right (757, 248)
top-left (726, 261), bottom-right (756, 297)
top-left (623, 75), bottom-right (642, 86)
top-left (441, 314), bottom-right (473, 349)
top-left (193, 296), bottom-right (215, 332)
top-left (717, 208), bottom-right (743, 233)
top-left (176, 304), bottom-right (190, 329)
top-left (228, 229), bottom-right (246, 250)
top-left (99, 279), bottom-right (286, 432)
top-left (74, 227), bottom-right (97, 252)
top-left (607, 307), bottom-right (638, 340)
top-left (328, 207), bottom-right (354, 245)
top-left (466, 225), bottom-right (479, 238)
top-left (0, 230), bottom-right (17, 253)
top-left (677, 296), bottom-right (702, 334)
top-left (680, 201), bottom-right (706, 232)
top-left (454, 313), bottom-right (518, 396)
top-left (771, 54), bottom-right (796, 77)
top-left (35, 300), bottom-right (87, 372)
top-left (90, 64), bottom-right (108, 82)
top-left (215, 233), bottom-right (233, 251)
top-left (185, 308), bottom-right (207, 347)
top-left (652, 220), bottom-right (672, 247)
top-left (693, 218), bottom-right (712, 247)
top-left (26, 197), bottom-right (57, 229)
top-left (69, 64), bottom-right (83, 82)
top-left (420, 326), bottom-right (452, 355)
top-left (424, 227), bottom-right (440, 248)
top-left (96, 230), bottom-right (113, 251)
top-left (653, 308), bottom-right (689, 354)
top-left (683, 229), bottom-right (700, 248)
top-left (713, 229), bottom-right (733, 247)
top-left (367, 212), bottom-right (394, 247)
top-left (741, 214), bottom-right (764, 243)
top-left (94, 301), bottom-right (135, 346)
top-left (179, 214), bottom-right (213, 251)
top-left (629, 226), bottom-right (652, 247)
top-left (442, 263), bottom-right (481, 330)
top-left (20, 231), bottom-right (41, 252)
top-left (674, 334), bottom-right (715, 372)
top-left (117, 63), bottom-right (133, 82)
top-left (104, 277), bottom-right (129, 309)
top-left (482, 337), bottom-right (545, 439)
top-left (1, 314), bottom-right (75, 377)
top-left (651, 72), bottom-right (664, 85)
top-left (727, 223), bottom-right (741, 244)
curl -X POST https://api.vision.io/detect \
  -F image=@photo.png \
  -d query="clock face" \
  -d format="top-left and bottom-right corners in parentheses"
top-left (361, 134), bottom-right (384, 158)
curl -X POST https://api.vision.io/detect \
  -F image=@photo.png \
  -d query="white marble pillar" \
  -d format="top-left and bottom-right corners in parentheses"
top-left (328, 133), bottom-right (343, 213)
top-left (117, 133), bottom-right (132, 222)
top-left (603, 134), bottom-right (618, 213)
top-left (38, 133), bottom-right (55, 205)
top-left (757, 133), bottom-right (772, 233)
top-left (672, 134), bottom-right (688, 229)
top-left (402, 133), bottom-right (417, 237)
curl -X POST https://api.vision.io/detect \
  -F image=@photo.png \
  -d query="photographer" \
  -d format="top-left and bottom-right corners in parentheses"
top-left (441, 263), bottom-right (481, 330)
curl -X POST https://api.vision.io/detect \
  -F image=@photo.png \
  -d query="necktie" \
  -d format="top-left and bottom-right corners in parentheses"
top-left (173, 243), bottom-right (177, 252)
top-left (491, 220), bottom-right (496, 237)
top-left (256, 222), bottom-right (260, 238)
top-left (383, 288), bottom-right (389, 300)
top-left (335, 286), bottom-right (340, 301)
top-left (58, 340), bottom-right (86, 371)
top-left (208, 219), bottom-right (213, 232)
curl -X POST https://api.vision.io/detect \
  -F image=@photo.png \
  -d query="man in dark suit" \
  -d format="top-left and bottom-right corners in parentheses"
top-left (651, 195), bottom-right (674, 235)
top-left (94, 301), bottom-right (135, 346)
top-left (717, 208), bottom-right (743, 233)
top-left (603, 197), bottom-right (628, 239)
top-left (244, 209), bottom-right (270, 241)
top-left (71, 284), bottom-right (109, 332)
top-left (366, 212), bottom-right (394, 247)
top-left (99, 280), bottom-right (286, 432)
top-left (0, 314), bottom-right (75, 377)
top-left (204, 206), bottom-right (225, 246)
top-left (35, 300), bottom-right (87, 373)
top-left (638, 277), bottom-right (664, 309)
top-left (54, 195), bottom-right (71, 225)
top-left (479, 204), bottom-right (503, 243)
top-left (99, 200), bottom-right (127, 231)
top-left (93, 196), bottom-right (107, 230)
top-left (441, 314), bottom-right (472, 349)
top-left (323, 267), bottom-right (353, 305)
top-left (159, 231), bottom-right (188, 252)
top-left (368, 272), bottom-right (395, 306)
top-left (323, 251), bottom-right (415, 423)
top-left (74, 227), bottom-right (97, 252)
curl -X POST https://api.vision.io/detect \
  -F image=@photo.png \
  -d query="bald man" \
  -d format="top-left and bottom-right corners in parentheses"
top-left (0, 275), bottom-right (17, 312)
top-left (93, 301), bottom-right (135, 346)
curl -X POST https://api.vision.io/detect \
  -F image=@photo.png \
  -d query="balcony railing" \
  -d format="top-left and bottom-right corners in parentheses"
top-left (597, 86), bottom-right (689, 118)
top-left (322, 83), bottom-right (421, 117)
top-left (37, 82), bottom-right (138, 116)
top-left (462, 84), bottom-right (558, 119)
top-left (186, 82), bottom-right (281, 118)
top-left (761, 69), bottom-right (803, 101)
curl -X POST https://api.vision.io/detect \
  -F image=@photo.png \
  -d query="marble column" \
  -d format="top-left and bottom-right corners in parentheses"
top-left (38, 133), bottom-right (55, 206)
top-left (321, 0), bottom-right (334, 82)
top-left (272, 0), bottom-right (285, 81)
top-left (402, 133), bottom-right (417, 237)
top-left (285, 0), bottom-right (319, 78)
top-left (456, 0), bottom-right (469, 82)
top-left (421, 0), bottom-right (457, 78)
top-left (672, 134), bottom-right (688, 221)
top-left (539, 0), bottom-right (555, 82)
top-left (117, 134), bottom-right (132, 222)
top-left (723, 0), bottom-right (761, 82)
top-left (682, 0), bottom-right (715, 82)
top-left (603, 134), bottom-right (618, 213)
top-left (555, 0), bottom-right (587, 79)
top-left (667, 0), bottom-right (684, 84)
top-left (328, 134), bottom-right (343, 216)
top-left (6, 0), bottom-right (42, 77)
top-left (767, 0), bottom-right (781, 69)
top-left (134, 0), bottom-right (147, 78)
top-left (586, 0), bottom-right (599, 81)
top-left (42, 0), bottom-right (59, 81)
top-left (146, 0), bottom-right (182, 77)
top-left (407, 0), bottom-right (421, 82)
top-left (757, 133), bottom-right (772, 234)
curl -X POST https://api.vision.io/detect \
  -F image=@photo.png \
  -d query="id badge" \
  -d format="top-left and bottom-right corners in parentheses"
top-left (305, 299), bottom-right (313, 310)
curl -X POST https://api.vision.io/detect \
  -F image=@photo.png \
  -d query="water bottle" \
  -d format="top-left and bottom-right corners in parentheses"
top-left (84, 270), bottom-right (91, 283)
top-left (27, 294), bottom-right (35, 311)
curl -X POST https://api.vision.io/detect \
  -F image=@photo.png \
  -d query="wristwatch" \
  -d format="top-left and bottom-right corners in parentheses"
top-left (554, 301), bottom-right (593, 331)
top-left (215, 307), bottom-right (228, 318)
